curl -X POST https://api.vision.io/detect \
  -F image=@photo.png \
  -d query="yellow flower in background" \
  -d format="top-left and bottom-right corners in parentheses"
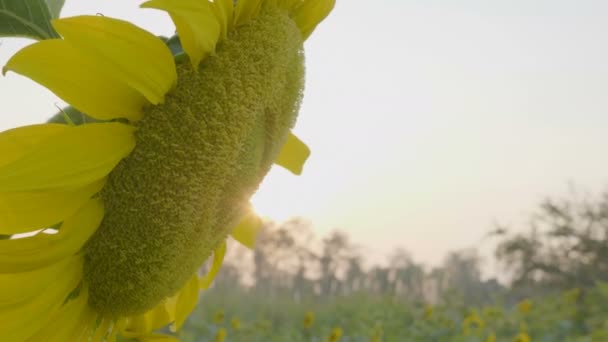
top-left (370, 325), bottom-right (383, 342)
top-left (514, 332), bottom-right (531, 342)
top-left (214, 310), bottom-right (225, 325)
top-left (462, 312), bottom-right (485, 335)
top-left (214, 328), bottom-right (227, 342)
top-left (328, 327), bottom-right (343, 342)
top-left (517, 299), bottom-right (532, 314)
top-left (0, 0), bottom-right (334, 340)
top-left (424, 304), bottom-right (434, 319)
top-left (486, 332), bottom-right (496, 342)
top-left (230, 317), bottom-right (241, 330)
top-left (303, 311), bottom-right (315, 329)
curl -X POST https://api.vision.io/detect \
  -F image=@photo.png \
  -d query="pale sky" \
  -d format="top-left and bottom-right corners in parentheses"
top-left (2, 0), bottom-right (608, 270)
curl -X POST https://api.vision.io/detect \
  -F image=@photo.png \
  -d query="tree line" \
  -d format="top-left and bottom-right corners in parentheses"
top-left (210, 188), bottom-right (608, 304)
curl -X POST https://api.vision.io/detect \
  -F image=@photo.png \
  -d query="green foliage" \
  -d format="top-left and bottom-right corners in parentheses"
top-left (179, 285), bottom-right (608, 341)
top-left (45, 0), bottom-right (64, 19)
top-left (164, 35), bottom-right (185, 58)
top-left (47, 106), bottom-right (101, 125)
top-left (0, 0), bottom-right (66, 40)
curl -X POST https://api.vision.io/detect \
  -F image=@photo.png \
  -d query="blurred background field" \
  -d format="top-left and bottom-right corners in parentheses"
top-left (180, 285), bottom-right (608, 341)
top-left (173, 189), bottom-right (608, 341)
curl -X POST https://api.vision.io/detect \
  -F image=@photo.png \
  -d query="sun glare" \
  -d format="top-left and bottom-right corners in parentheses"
top-left (249, 167), bottom-right (321, 223)
top-left (250, 185), bottom-right (298, 222)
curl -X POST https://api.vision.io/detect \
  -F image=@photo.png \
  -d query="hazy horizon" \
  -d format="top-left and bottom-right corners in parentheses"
top-left (2, 0), bottom-right (608, 273)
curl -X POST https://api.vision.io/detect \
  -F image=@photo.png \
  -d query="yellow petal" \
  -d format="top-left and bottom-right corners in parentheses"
top-left (274, 132), bottom-right (311, 175)
top-left (148, 298), bottom-right (178, 331)
top-left (125, 297), bottom-right (175, 333)
top-left (0, 124), bottom-right (103, 233)
top-left (230, 211), bottom-right (262, 249)
top-left (211, 0), bottom-right (234, 38)
top-left (0, 256), bottom-right (83, 342)
top-left (0, 122), bottom-right (135, 192)
top-left (263, 0), bottom-right (302, 12)
top-left (3, 40), bottom-right (147, 121)
top-left (91, 318), bottom-right (112, 342)
top-left (0, 179), bottom-right (105, 235)
top-left (125, 313), bottom-right (154, 334)
top-left (0, 124), bottom-right (68, 169)
top-left (53, 16), bottom-right (176, 105)
top-left (173, 274), bottom-right (200, 331)
top-left (141, 0), bottom-right (220, 68)
top-left (199, 241), bottom-right (227, 290)
top-left (172, 12), bottom-right (219, 68)
top-left (0, 198), bottom-right (104, 273)
top-left (0, 257), bottom-right (75, 306)
top-left (267, 0), bottom-right (302, 11)
top-left (234, 0), bottom-right (262, 26)
top-left (291, 0), bottom-right (335, 40)
top-left (107, 318), bottom-right (128, 342)
top-left (68, 307), bottom-right (98, 342)
top-left (26, 287), bottom-right (95, 342)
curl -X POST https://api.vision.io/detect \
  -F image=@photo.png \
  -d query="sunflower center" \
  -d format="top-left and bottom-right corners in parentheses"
top-left (83, 9), bottom-right (304, 317)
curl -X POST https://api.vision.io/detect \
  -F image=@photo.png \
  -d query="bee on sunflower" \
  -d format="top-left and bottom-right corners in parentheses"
top-left (0, 0), bottom-right (334, 340)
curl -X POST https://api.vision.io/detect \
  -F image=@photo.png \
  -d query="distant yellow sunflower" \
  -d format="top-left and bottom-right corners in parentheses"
top-left (462, 312), bottom-right (484, 335)
top-left (517, 299), bottom-right (532, 314)
top-left (303, 311), bottom-right (315, 329)
top-left (328, 327), bottom-right (343, 342)
top-left (214, 328), bottom-right (227, 342)
top-left (514, 332), bottom-right (531, 342)
top-left (0, 0), bottom-right (334, 340)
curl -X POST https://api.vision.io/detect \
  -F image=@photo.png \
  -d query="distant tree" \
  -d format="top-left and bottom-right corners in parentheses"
top-left (494, 189), bottom-right (608, 291)
top-left (319, 231), bottom-right (357, 296)
top-left (214, 215), bottom-right (504, 304)
top-left (387, 248), bottom-right (425, 299)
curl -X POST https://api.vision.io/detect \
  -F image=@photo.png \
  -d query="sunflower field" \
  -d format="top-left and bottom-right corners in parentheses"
top-left (175, 283), bottom-right (608, 342)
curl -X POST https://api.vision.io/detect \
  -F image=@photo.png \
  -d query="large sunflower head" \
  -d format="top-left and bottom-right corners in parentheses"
top-left (0, 0), bottom-right (334, 340)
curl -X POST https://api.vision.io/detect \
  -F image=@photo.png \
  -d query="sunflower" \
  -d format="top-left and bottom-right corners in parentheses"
top-left (0, 0), bottom-right (334, 340)
top-left (328, 327), bottom-right (343, 342)
top-left (302, 310), bottom-right (315, 329)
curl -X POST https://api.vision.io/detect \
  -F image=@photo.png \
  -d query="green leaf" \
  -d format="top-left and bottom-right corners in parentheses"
top-left (0, 0), bottom-right (63, 40)
top-left (45, 0), bottom-right (65, 19)
top-left (165, 35), bottom-right (184, 56)
top-left (47, 106), bottom-right (104, 125)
